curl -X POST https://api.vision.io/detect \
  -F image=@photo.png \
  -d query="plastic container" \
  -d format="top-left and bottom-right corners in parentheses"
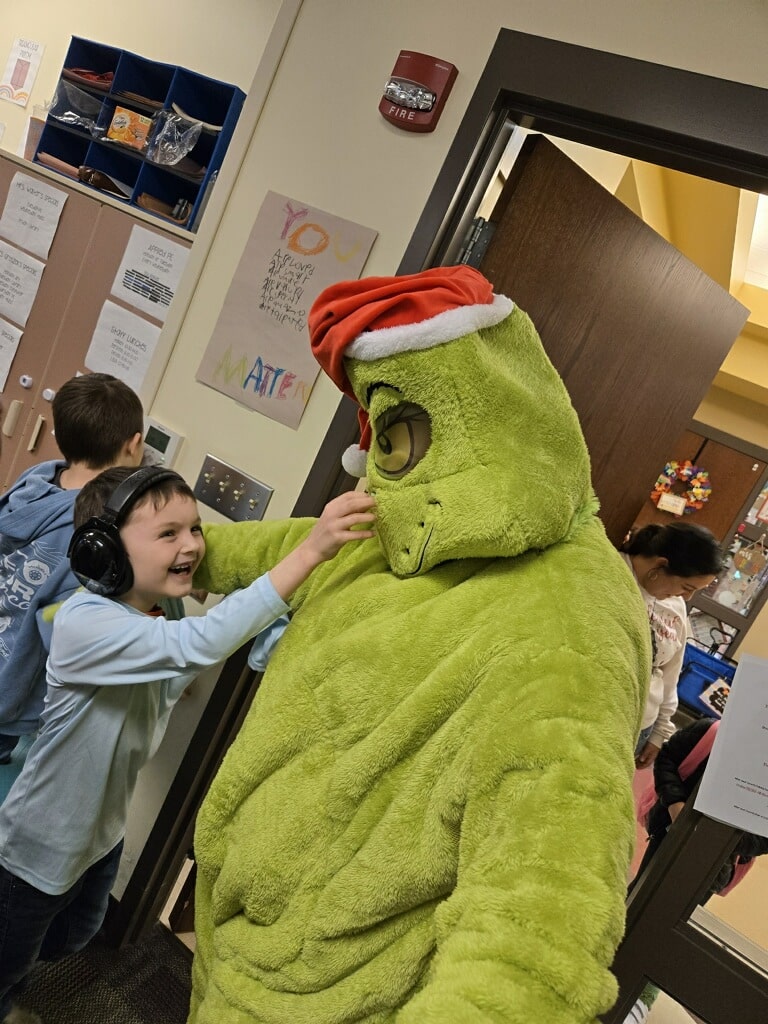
top-left (677, 641), bottom-right (737, 718)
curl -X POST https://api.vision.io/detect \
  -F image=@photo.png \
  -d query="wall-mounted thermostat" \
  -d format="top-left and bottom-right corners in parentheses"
top-left (143, 417), bottom-right (184, 467)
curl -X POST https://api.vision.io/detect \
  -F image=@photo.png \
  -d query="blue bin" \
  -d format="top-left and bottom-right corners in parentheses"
top-left (677, 641), bottom-right (737, 718)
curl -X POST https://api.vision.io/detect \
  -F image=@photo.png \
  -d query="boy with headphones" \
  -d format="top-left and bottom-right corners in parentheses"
top-left (0, 373), bottom-right (145, 769)
top-left (0, 465), bottom-right (375, 1024)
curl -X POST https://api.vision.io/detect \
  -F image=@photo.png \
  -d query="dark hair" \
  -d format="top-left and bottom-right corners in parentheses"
top-left (74, 466), bottom-right (195, 530)
top-left (52, 373), bottom-right (144, 469)
top-left (621, 522), bottom-right (724, 577)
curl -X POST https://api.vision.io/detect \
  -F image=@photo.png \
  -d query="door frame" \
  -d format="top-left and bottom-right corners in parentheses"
top-left (296, 28), bottom-right (768, 514)
top-left (118, 31), bottom-right (768, 984)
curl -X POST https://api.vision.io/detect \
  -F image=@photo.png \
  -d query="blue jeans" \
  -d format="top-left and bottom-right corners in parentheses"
top-left (0, 734), bottom-right (19, 764)
top-left (0, 841), bottom-right (123, 1016)
top-left (634, 724), bottom-right (654, 758)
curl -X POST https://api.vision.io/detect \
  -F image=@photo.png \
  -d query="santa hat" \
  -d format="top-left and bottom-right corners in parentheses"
top-left (309, 265), bottom-right (514, 475)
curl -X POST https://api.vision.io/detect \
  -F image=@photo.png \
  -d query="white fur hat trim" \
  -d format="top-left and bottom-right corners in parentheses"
top-left (342, 444), bottom-right (368, 478)
top-left (345, 294), bottom-right (514, 362)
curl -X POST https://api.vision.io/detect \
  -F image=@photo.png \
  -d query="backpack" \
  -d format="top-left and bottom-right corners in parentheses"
top-left (635, 720), bottom-right (755, 896)
top-left (636, 721), bottom-right (719, 830)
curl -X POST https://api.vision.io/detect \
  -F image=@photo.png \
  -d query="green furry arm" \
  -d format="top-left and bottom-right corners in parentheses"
top-left (397, 650), bottom-right (637, 1024)
top-left (195, 517), bottom-right (317, 594)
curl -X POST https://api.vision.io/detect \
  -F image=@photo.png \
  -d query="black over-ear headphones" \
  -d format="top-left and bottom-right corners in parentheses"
top-left (68, 466), bottom-right (184, 597)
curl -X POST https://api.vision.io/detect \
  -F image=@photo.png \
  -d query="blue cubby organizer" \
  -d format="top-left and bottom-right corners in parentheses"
top-left (677, 641), bottom-right (737, 718)
top-left (33, 37), bottom-right (245, 232)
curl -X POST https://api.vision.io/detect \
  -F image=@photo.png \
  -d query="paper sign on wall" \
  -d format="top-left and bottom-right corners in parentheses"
top-left (0, 172), bottom-right (67, 259)
top-left (0, 39), bottom-right (44, 108)
top-left (694, 655), bottom-right (768, 839)
top-left (0, 316), bottom-right (22, 390)
top-left (111, 226), bottom-right (190, 323)
top-left (0, 239), bottom-right (44, 327)
top-left (85, 301), bottom-right (161, 394)
top-left (196, 191), bottom-right (377, 429)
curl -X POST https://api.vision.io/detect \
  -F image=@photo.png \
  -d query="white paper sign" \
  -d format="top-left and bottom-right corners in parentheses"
top-left (694, 655), bottom-right (768, 838)
top-left (0, 39), bottom-right (44, 108)
top-left (0, 316), bottom-right (22, 390)
top-left (0, 239), bottom-right (44, 326)
top-left (0, 172), bottom-right (67, 259)
top-left (111, 226), bottom-right (190, 323)
top-left (657, 492), bottom-right (687, 516)
top-left (85, 301), bottom-right (161, 394)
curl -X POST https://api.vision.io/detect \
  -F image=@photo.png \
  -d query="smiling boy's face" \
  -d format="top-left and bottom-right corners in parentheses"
top-left (119, 492), bottom-right (205, 612)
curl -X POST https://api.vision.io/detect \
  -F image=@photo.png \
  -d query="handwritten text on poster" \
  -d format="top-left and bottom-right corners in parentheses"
top-left (196, 192), bottom-right (377, 429)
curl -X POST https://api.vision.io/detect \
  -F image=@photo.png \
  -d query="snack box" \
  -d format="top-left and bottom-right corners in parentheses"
top-left (107, 106), bottom-right (152, 150)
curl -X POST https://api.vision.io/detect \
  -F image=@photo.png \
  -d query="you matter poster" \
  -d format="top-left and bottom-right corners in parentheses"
top-left (196, 191), bottom-right (377, 429)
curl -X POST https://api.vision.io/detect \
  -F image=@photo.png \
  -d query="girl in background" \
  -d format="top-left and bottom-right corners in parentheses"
top-left (620, 522), bottom-right (723, 769)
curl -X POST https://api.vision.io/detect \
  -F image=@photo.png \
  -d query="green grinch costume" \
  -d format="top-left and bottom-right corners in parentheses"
top-left (189, 266), bottom-right (650, 1024)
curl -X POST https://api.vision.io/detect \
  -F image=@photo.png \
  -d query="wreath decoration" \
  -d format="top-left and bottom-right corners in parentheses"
top-left (650, 460), bottom-right (712, 514)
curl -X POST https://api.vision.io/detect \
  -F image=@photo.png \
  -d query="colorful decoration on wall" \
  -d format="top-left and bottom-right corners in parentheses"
top-left (650, 460), bottom-right (712, 514)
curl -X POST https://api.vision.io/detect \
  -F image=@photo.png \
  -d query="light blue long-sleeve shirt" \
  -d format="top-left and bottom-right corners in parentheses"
top-left (0, 572), bottom-right (288, 895)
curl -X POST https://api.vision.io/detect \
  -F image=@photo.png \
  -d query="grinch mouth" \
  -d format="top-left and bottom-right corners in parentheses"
top-left (402, 524), bottom-right (434, 577)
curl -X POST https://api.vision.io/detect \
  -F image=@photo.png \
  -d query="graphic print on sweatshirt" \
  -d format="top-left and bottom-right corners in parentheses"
top-left (647, 603), bottom-right (682, 670)
top-left (0, 537), bottom-right (61, 649)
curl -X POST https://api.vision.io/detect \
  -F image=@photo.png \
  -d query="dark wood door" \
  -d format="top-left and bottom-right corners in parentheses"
top-left (479, 135), bottom-right (750, 545)
top-left (632, 434), bottom-right (767, 541)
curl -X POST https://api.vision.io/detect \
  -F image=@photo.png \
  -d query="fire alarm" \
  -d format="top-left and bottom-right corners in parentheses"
top-left (379, 50), bottom-right (458, 133)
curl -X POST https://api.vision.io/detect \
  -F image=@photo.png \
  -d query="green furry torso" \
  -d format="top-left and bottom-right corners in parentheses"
top-left (190, 515), bottom-right (648, 1024)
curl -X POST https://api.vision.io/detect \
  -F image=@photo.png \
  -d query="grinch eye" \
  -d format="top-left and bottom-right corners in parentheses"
top-left (373, 402), bottom-right (431, 478)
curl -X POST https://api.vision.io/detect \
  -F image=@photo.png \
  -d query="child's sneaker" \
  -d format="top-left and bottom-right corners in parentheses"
top-left (2, 1006), bottom-right (42, 1024)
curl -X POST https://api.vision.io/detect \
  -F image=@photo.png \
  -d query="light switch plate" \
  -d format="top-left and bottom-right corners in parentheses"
top-left (193, 454), bottom-right (273, 522)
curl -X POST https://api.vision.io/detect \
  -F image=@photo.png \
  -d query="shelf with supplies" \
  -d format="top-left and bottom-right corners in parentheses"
top-left (31, 36), bottom-right (245, 232)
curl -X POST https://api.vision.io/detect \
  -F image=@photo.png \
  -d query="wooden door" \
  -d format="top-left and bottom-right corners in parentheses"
top-left (479, 136), bottom-right (750, 545)
top-left (632, 433), bottom-right (767, 541)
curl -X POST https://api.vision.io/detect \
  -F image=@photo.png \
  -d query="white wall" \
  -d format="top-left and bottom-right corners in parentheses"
top-left (0, 2), bottom-right (280, 154)
top-left (152, 0), bottom-right (768, 519)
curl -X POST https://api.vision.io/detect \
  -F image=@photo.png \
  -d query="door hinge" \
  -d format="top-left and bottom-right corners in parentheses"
top-left (457, 217), bottom-right (496, 268)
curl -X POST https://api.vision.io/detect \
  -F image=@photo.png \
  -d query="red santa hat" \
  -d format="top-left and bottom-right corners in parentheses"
top-left (309, 265), bottom-right (514, 475)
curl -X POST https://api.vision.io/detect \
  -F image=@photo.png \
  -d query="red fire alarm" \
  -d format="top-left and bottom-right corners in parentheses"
top-left (379, 50), bottom-right (458, 133)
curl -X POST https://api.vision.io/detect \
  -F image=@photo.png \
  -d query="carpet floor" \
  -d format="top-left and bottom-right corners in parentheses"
top-left (19, 924), bottom-right (192, 1024)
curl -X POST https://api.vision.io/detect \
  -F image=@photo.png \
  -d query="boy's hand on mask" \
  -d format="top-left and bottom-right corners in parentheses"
top-left (268, 493), bottom-right (376, 603)
top-left (306, 491), bottom-right (376, 562)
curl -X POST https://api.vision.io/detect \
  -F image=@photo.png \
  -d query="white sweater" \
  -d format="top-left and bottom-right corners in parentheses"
top-left (622, 554), bottom-right (688, 747)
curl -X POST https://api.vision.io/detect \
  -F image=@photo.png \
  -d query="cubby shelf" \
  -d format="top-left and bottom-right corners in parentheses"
top-left (34, 37), bottom-right (246, 232)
